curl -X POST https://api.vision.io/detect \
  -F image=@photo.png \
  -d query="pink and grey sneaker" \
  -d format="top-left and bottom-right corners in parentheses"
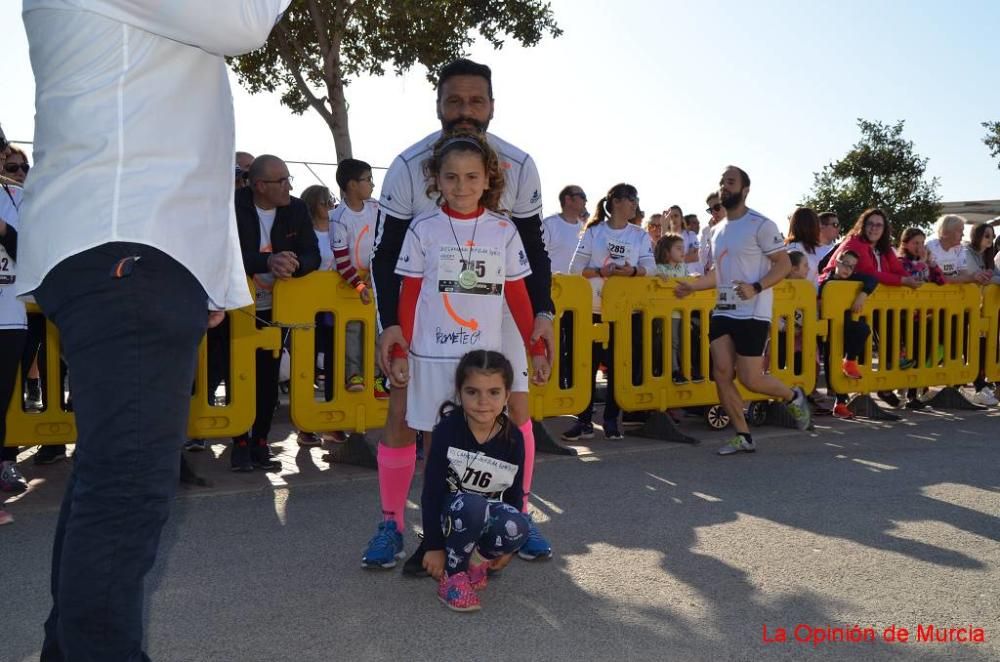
top-left (437, 572), bottom-right (481, 612)
top-left (467, 560), bottom-right (491, 591)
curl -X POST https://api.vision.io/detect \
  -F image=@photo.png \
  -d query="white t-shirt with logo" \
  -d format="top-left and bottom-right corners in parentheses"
top-left (377, 131), bottom-right (542, 225)
top-left (330, 198), bottom-right (378, 276)
top-left (541, 213), bottom-right (583, 273)
top-left (0, 185), bottom-right (27, 330)
top-left (253, 206), bottom-right (277, 311)
top-left (395, 208), bottom-right (530, 361)
top-left (710, 209), bottom-right (786, 321)
top-left (570, 222), bottom-right (656, 314)
top-left (925, 238), bottom-right (965, 277)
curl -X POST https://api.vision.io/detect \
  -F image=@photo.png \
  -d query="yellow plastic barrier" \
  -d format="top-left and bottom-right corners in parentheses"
top-left (4, 308), bottom-right (76, 446)
top-left (601, 278), bottom-right (817, 412)
top-left (528, 274), bottom-right (595, 419)
top-left (821, 281), bottom-right (983, 395)
top-left (272, 272), bottom-right (388, 433)
top-left (982, 285), bottom-right (1000, 382)
top-left (186, 296), bottom-right (280, 439)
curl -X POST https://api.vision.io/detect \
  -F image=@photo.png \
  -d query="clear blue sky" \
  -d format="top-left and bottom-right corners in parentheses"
top-left (3, 0), bottom-right (998, 228)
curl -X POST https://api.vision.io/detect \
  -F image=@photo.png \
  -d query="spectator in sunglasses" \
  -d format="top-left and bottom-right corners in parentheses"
top-left (698, 191), bottom-right (726, 273)
top-left (2, 146), bottom-right (30, 185)
top-left (817, 211), bottom-right (840, 262)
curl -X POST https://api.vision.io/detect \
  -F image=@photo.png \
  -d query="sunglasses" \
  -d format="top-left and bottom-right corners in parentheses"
top-left (706, 203), bottom-right (722, 213)
top-left (614, 193), bottom-right (639, 203)
top-left (4, 163), bottom-right (29, 174)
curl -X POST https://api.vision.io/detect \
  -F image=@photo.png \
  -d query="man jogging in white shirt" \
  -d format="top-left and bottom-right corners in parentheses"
top-left (19, 2), bottom-right (289, 659)
top-left (676, 166), bottom-right (812, 455)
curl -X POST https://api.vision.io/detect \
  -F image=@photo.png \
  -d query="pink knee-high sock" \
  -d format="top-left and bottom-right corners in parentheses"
top-left (518, 420), bottom-right (535, 513)
top-left (377, 442), bottom-right (416, 530)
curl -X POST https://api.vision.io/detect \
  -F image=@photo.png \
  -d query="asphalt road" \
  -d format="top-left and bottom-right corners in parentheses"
top-left (3, 404), bottom-right (999, 662)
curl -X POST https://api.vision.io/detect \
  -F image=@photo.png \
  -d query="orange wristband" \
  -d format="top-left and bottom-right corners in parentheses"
top-left (355, 282), bottom-right (366, 293)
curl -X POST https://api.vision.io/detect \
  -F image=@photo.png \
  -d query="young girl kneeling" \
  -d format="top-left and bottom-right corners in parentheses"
top-left (422, 350), bottom-right (530, 612)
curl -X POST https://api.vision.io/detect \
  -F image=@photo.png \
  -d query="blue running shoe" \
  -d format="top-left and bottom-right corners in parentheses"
top-left (361, 520), bottom-right (405, 569)
top-left (517, 515), bottom-right (553, 561)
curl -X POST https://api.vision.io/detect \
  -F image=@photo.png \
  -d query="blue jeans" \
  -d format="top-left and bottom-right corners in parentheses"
top-left (35, 243), bottom-right (206, 662)
top-left (441, 492), bottom-right (530, 574)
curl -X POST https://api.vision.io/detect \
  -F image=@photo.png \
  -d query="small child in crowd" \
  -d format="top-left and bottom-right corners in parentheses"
top-left (817, 250), bottom-right (877, 418)
top-left (654, 234), bottom-right (690, 383)
top-left (421, 350), bottom-right (530, 612)
top-left (330, 158), bottom-right (387, 398)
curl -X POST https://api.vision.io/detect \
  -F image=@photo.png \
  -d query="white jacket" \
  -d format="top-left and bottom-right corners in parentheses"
top-left (18, 0), bottom-right (290, 309)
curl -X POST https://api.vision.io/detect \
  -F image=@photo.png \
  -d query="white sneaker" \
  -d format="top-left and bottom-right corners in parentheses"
top-left (717, 435), bottom-right (756, 456)
top-left (971, 390), bottom-right (998, 406)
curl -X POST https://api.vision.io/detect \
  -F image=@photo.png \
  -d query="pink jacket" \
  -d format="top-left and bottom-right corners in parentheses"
top-left (821, 235), bottom-right (907, 286)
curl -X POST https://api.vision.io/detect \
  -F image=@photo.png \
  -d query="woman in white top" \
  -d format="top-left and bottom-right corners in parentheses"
top-left (785, 207), bottom-right (822, 287)
top-left (562, 183), bottom-right (655, 441)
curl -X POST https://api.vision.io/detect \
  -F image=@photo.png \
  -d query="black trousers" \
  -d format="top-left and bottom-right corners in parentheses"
top-left (0, 328), bottom-right (27, 461)
top-left (35, 242), bottom-right (206, 662)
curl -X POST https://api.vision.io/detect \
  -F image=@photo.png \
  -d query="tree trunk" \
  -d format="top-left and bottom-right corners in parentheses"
top-left (326, 75), bottom-right (352, 161)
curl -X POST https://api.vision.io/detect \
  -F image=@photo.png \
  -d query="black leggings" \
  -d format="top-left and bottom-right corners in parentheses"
top-left (1, 329), bottom-right (27, 461)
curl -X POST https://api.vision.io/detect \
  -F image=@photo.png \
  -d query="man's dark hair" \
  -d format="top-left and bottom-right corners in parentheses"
top-left (788, 250), bottom-right (806, 269)
top-left (436, 58), bottom-right (493, 99)
top-left (725, 165), bottom-right (751, 189)
top-left (818, 211), bottom-right (839, 223)
top-left (247, 154), bottom-right (283, 186)
top-left (558, 184), bottom-right (582, 208)
top-left (705, 191), bottom-right (720, 205)
top-left (336, 158), bottom-right (372, 191)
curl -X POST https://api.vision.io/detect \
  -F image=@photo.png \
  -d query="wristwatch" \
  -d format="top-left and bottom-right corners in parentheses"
top-left (535, 311), bottom-right (555, 321)
top-left (752, 281), bottom-right (763, 293)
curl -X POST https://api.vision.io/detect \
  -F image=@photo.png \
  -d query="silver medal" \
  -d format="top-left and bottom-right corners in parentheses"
top-left (458, 269), bottom-right (478, 289)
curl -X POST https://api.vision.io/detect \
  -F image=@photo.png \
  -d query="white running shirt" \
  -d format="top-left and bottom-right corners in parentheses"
top-left (570, 222), bottom-right (656, 314)
top-left (541, 213), bottom-right (583, 273)
top-left (0, 185), bottom-right (27, 330)
top-left (378, 131), bottom-right (542, 224)
top-left (710, 209), bottom-right (786, 321)
top-left (925, 238), bottom-right (965, 277)
top-left (330, 199), bottom-right (378, 276)
top-left (396, 208), bottom-right (530, 361)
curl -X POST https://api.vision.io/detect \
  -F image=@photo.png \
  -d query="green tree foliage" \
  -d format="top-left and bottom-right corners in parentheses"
top-left (983, 121), bottom-right (1000, 172)
top-left (801, 119), bottom-right (941, 238)
top-left (229, 0), bottom-right (561, 161)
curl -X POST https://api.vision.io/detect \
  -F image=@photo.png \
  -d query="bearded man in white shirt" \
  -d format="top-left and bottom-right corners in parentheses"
top-left (19, 2), bottom-right (290, 659)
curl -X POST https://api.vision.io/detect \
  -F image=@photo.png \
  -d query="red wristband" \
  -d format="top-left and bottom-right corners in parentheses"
top-left (390, 344), bottom-right (407, 359)
top-left (529, 337), bottom-right (547, 357)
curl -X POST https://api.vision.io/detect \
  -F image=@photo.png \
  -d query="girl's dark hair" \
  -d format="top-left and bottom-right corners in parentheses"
top-left (848, 208), bottom-right (893, 255)
top-left (586, 183), bottom-right (638, 229)
top-left (788, 250), bottom-right (806, 269)
top-left (424, 130), bottom-right (505, 211)
top-left (969, 222), bottom-right (996, 270)
top-left (654, 233), bottom-right (684, 264)
top-left (897, 226), bottom-right (926, 259)
top-left (437, 350), bottom-right (515, 442)
top-left (786, 207), bottom-right (820, 253)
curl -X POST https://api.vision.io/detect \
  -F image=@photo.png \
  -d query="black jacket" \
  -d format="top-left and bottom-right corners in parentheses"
top-left (234, 186), bottom-right (320, 277)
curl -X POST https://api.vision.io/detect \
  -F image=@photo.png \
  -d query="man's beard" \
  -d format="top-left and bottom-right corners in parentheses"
top-left (443, 116), bottom-right (489, 133)
top-left (721, 188), bottom-right (744, 210)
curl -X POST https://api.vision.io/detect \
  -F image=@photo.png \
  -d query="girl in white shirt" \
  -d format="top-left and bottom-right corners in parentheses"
top-left (564, 183), bottom-right (655, 441)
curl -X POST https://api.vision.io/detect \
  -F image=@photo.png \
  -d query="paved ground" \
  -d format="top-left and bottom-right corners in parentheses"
top-left (3, 398), bottom-right (999, 662)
